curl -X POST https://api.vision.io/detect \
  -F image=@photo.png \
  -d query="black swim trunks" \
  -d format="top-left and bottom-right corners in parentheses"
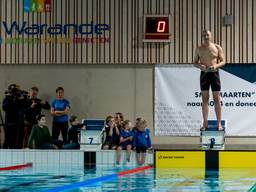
top-left (200, 71), bottom-right (221, 91)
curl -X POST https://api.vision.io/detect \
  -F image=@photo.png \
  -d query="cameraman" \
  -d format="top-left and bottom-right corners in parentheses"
top-left (23, 86), bottom-right (50, 148)
top-left (2, 84), bottom-right (27, 149)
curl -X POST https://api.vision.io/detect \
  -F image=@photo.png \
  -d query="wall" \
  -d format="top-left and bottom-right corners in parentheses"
top-left (1, 0), bottom-right (256, 64)
top-left (0, 0), bottom-right (256, 146)
top-left (1, 64), bottom-right (256, 146)
top-left (0, 64), bottom-right (154, 144)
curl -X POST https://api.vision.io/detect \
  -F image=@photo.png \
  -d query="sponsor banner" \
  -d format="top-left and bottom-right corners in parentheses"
top-left (155, 64), bottom-right (256, 136)
top-left (155, 151), bottom-right (205, 168)
top-left (0, 0), bottom-right (110, 45)
top-left (219, 152), bottom-right (256, 168)
top-left (156, 150), bottom-right (256, 168)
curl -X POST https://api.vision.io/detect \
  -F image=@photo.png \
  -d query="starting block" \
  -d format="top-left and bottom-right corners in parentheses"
top-left (200, 120), bottom-right (226, 150)
top-left (79, 119), bottom-right (104, 151)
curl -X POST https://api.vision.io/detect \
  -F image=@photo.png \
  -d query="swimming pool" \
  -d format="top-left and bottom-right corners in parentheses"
top-left (0, 164), bottom-right (256, 192)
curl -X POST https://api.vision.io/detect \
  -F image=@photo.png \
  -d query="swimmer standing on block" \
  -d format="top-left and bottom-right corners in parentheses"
top-left (193, 30), bottom-right (226, 131)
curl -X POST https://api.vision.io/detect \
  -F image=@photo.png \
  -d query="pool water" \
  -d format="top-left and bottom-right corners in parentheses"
top-left (155, 168), bottom-right (256, 192)
top-left (0, 165), bottom-right (256, 191)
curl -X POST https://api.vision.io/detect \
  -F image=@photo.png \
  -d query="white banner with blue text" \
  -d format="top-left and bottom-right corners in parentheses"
top-left (155, 64), bottom-right (256, 136)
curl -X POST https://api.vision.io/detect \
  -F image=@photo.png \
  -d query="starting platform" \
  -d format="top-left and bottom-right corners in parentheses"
top-left (80, 119), bottom-right (105, 151)
top-left (200, 120), bottom-right (226, 150)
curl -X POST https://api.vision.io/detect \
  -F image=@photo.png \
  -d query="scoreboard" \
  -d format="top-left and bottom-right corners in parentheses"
top-left (143, 15), bottom-right (172, 42)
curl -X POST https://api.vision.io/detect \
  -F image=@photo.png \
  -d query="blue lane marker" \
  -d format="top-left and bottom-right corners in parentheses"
top-left (46, 173), bottom-right (117, 192)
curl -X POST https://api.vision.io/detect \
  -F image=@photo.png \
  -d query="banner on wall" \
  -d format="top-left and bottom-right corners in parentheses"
top-left (0, 0), bottom-right (110, 45)
top-left (155, 64), bottom-right (256, 136)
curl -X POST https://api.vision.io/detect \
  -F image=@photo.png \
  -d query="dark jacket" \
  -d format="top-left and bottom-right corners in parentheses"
top-left (67, 124), bottom-right (84, 144)
top-left (2, 96), bottom-right (26, 126)
top-left (24, 98), bottom-right (50, 124)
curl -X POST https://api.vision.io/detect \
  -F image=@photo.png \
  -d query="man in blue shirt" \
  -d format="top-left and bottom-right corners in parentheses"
top-left (51, 87), bottom-right (70, 144)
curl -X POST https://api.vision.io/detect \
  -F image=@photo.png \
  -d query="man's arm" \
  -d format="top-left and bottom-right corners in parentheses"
top-left (215, 45), bottom-right (226, 69)
top-left (193, 48), bottom-right (206, 71)
top-left (50, 107), bottom-right (68, 116)
top-left (54, 107), bottom-right (69, 115)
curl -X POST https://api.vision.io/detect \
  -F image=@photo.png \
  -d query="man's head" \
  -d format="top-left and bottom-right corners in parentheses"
top-left (202, 30), bottom-right (212, 43)
top-left (30, 86), bottom-right (39, 99)
top-left (56, 87), bottom-right (64, 100)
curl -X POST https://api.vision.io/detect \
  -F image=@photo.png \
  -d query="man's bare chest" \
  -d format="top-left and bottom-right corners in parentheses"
top-left (199, 46), bottom-right (218, 59)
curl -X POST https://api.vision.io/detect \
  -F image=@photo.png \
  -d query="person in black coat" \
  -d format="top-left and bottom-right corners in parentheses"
top-left (23, 86), bottom-right (50, 148)
top-left (2, 84), bottom-right (27, 149)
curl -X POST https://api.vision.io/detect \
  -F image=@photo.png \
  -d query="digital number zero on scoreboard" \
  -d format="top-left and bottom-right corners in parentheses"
top-left (143, 15), bottom-right (171, 42)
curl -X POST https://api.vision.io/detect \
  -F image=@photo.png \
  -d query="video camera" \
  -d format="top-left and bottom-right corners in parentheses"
top-left (4, 84), bottom-right (28, 99)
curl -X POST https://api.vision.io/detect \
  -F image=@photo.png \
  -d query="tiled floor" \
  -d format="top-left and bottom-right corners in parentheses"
top-left (0, 150), bottom-right (84, 166)
top-left (96, 150), bottom-right (153, 166)
top-left (0, 149), bottom-right (154, 167)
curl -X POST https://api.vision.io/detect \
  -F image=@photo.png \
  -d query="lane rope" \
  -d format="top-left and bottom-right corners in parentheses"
top-left (0, 163), bottom-right (32, 171)
top-left (46, 165), bottom-right (153, 192)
